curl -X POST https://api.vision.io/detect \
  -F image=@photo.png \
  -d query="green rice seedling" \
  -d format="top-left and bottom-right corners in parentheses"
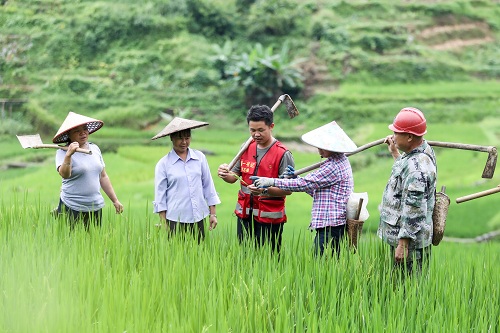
top-left (1, 197), bottom-right (500, 332)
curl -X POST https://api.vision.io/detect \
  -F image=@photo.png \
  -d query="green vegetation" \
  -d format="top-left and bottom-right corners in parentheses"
top-left (2, 116), bottom-right (499, 238)
top-left (1, 202), bottom-right (499, 332)
top-left (1, 1), bottom-right (500, 331)
top-left (1, 0), bottom-right (499, 135)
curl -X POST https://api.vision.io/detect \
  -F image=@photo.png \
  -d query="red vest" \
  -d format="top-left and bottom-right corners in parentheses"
top-left (235, 140), bottom-right (288, 224)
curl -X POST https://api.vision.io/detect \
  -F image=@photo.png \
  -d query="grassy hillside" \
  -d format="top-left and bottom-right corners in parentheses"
top-left (1, 0), bottom-right (499, 137)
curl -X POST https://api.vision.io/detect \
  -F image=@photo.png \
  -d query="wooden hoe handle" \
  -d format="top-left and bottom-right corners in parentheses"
top-left (456, 186), bottom-right (500, 204)
top-left (36, 144), bottom-right (92, 155)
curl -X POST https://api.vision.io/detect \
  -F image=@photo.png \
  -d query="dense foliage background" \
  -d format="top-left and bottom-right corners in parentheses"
top-left (1, 0), bottom-right (499, 135)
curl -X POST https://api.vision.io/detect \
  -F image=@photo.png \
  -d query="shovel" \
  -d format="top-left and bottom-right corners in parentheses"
top-left (17, 134), bottom-right (92, 155)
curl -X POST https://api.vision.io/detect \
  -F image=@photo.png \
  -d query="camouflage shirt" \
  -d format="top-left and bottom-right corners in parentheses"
top-left (378, 141), bottom-right (437, 249)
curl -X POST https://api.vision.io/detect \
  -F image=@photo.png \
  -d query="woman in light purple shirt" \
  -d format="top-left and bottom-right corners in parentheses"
top-left (152, 117), bottom-right (220, 241)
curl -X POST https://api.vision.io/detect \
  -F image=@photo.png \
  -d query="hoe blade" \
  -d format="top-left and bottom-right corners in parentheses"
top-left (16, 134), bottom-right (44, 149)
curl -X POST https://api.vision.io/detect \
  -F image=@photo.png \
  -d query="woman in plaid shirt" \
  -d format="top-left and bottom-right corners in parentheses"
top-left (250, 121), bottom-right (356, 256)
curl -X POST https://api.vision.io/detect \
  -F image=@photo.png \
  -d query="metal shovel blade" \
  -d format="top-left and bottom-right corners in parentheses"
top-left (17, 134), bottom-right (44, 148)
top-left (482, 146), bottom-right (497, 179)
top-left (282, 94), bottom-right (300, 119)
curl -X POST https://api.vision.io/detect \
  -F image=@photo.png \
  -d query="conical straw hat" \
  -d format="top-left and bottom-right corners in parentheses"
top-left (301, 121), bottom-right (357, 153)
top-left (151, 117), bottom-right (209, 140)
top-left (52, 111), bottom-right (104, 143)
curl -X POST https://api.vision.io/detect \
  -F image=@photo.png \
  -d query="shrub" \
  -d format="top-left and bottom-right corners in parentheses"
top-left (0, 118), bottom-right (32, 136)
top-left (67, 79), bottom-right (91, 94)
top-left (354, 32), bottom-right (407, 54)
top-left (24, 100), bottom-right (60, 136)
top-left (214, 42), bottom-right (304, 106)
top-left (185, 0), bottom-right (236, 38)
top-left (245, 0), bottom-right (303, 39)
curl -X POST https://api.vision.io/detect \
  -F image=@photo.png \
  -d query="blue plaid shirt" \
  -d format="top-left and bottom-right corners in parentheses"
top-left (274, 153), bottom-right (353, 229)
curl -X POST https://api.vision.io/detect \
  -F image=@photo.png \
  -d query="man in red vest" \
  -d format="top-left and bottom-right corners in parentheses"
top-left (218, 105), bottom-right (295, 254)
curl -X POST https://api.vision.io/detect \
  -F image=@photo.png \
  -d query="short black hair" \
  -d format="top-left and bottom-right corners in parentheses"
top-left (246, 105), bottom-right (273, 126)
top-left (170, 129), bottom-right (191, 139)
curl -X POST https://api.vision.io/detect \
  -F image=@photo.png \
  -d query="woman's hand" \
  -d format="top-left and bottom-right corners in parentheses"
top-left (67, 141), bottom-right (80, 156)
top-left (249, 176), bottom-right (274, 188)
top-left (113, 200), bottom-right (124, 214)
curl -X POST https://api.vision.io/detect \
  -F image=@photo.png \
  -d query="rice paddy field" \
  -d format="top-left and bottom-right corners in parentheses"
top-left (1, 202), bottom-right (499, 332)
top-left (1, 120), bottom-right (500, 332)
top-left (2, 0), bottom-right (500, 330)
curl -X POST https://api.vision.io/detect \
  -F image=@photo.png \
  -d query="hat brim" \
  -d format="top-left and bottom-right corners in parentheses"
top-left (151, 117), bottom-right (209, 140)
top-left (52, 112), bottom-right (104, 143)
top-left (301, 121), bottom-right (357, 153)
top-left (388, 124), bottom-right (404, 133)
top-left (388, 124), bottom-right (427, 135)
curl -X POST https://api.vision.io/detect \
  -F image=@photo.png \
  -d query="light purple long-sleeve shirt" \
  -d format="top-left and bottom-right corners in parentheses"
top-left (153, 148), bottom-right (220, 223)
top-left (274, 154), bottom-right (353, 229)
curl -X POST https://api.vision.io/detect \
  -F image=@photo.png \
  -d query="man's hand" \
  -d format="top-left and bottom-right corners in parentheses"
top-left (218, 163), bottom-right (239, 184)
top-left (384, 135), bottom-right (400, 160)
top-left (249, 176), bottom-right (275, 188)
top-left (218, 163), bottom-right (230, 178)
top-left (280, 165), bottom-right (297, 179)
top-left (394, 238), bottom-right (409, 263)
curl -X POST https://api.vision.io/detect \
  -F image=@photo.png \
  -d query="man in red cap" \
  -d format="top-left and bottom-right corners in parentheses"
top-left (378, 107), bottom-right (437, 275)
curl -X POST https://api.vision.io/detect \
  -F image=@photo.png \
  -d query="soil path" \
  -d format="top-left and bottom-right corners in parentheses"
top-left (418, 22), bottom-right (493, 50)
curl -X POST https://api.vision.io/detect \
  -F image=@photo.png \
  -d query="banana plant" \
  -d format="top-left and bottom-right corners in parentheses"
top-left (211, 41), bottom-right (304, 106)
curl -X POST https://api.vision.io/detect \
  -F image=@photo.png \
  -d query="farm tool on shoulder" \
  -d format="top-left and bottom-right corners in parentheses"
top-left (288, 138), bottom-right (497, 179)
top-left (227, 94), bottom-right (300, 170)
top-left (16, 134), bottom-right (92, 154)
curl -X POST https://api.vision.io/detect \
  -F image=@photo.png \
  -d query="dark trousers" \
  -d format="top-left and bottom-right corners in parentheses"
top-left (237, 217), bottom-right (284, 254)
top-left (313, 224), bottom-right (346, 257)
top-left (167, 220), bottom-right (205, 243)
top-left (57, 199), bottom-right (102, 230)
